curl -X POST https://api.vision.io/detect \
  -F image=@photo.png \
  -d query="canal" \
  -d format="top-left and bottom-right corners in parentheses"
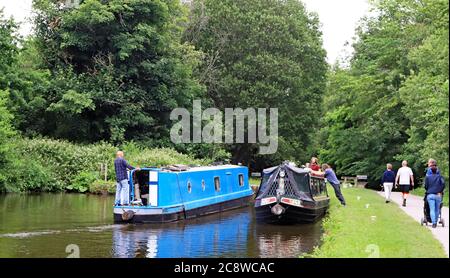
top-left (0, 193), bottom-right (323, 258)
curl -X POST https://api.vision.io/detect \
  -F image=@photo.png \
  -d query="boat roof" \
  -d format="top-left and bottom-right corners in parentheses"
top-left (182, 165), bottom-right (245, 172)
top-left (151, 164), bottom-right (246, 173)
top-left (262, 163), bottom-right (310, 175)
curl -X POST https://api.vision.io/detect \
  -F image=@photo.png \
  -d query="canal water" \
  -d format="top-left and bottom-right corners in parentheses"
top-left (0, 193), bottom-right (323, 258)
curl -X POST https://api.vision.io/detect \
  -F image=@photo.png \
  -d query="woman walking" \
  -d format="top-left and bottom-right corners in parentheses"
top-left (381, 163), bottom-right (396, 203)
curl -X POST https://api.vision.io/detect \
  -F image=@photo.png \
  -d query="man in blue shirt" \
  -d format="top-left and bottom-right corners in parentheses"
top-left (425, 161), bottom-right (445, 228)
top-left (114, 151), bottom-right (140, 206)
top-left (321, 164), bottom-right (346, 206)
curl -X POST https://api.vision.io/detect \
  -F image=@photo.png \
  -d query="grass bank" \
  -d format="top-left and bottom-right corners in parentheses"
top-left (310, 187), bottom-right (446, 258)
top-left (249, 177), bottom-right (261, 186)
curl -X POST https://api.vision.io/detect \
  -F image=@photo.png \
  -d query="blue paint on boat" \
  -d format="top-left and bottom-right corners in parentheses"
top-left (113, 165), bottom-right (254, 223)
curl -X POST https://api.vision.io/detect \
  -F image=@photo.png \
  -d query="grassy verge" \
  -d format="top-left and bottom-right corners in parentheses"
top-left (310, 187), bottom-right (446, 258)
top-left (249, 177), bottom-right (261, 186)
top-left (410, 187), bottom-right (449, 207)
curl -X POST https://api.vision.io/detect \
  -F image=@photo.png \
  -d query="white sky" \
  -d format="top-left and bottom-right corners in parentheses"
top-left (1, 0), bottom-right (371, 64)
top-left (302, 0), bottom-right (371, 63)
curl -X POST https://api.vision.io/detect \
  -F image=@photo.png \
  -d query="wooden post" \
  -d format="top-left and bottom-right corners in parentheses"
top-left (100, 163), bottom-right (103, 178)
top-left (104, 163), bottom-right (108, 181)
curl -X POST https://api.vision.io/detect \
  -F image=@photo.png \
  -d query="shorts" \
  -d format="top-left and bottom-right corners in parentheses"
top-left (399, 184), bottom-right (410, 193)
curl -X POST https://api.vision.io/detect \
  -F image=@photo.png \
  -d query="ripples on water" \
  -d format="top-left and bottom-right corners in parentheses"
top-left (0, 193), bottom-right (323, 258)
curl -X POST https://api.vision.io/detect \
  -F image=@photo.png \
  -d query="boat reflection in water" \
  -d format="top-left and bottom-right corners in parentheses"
top-left (111, 206), bottom-right (322, 258)
top-left (256, 222), bottom-right (322, 258)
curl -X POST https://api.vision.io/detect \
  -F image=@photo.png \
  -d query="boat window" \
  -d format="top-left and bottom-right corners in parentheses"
top-left (238, 174), bottom-right (244, 187)
top-left (201, 179), bottom-right (206, 191)
top-left (214, 177), bottom-right (220, 191)
top-left (187, 181), bottom-right (192, 193)
top-left (293, 173), bottom-right (309, 192)
top-left (259, 174), bottom-right (270, 192)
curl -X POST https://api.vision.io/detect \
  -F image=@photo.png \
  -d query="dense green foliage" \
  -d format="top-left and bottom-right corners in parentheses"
top-left (0, 91), bottom-right (15, 183)
top-left (11, 0), bottom-right (204, 144)
top-left (319, 0), bottom-right (449, 187)
top-left (185, 0), bottom-right (328, 167)
top-left (0, 10), bottom-right (17, 185)
top-left (1, 137), bottom-right (204, 193)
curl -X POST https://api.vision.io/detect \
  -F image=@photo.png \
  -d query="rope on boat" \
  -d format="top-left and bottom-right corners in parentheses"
top-left (121, 209), bottom-right (135, 221)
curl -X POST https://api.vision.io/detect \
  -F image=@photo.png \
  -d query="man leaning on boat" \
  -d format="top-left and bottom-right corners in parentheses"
top-left (114, 151), bottom-right (140, 206)
top-left (307, 159), bottom-right (346, 206)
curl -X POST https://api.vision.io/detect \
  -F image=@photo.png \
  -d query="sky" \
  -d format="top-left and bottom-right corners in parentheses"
top-left (0, 0), bottom-right (371, 63)
top-left (302, 0), bottom-right (371, 63)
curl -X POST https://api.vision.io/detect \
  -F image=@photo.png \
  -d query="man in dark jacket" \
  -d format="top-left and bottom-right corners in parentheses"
top-left (425, 161), bottom-right (445, 228)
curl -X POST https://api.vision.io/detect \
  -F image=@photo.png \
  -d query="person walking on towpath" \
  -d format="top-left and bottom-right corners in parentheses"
top-left (381, 163), bottom-right (396, 203)
top-left (114, 151), bottom-right (140, 206)
top-left (395, 160), bottom-right (414, 207)
top-left (424, 160), bottom-right (446, 228)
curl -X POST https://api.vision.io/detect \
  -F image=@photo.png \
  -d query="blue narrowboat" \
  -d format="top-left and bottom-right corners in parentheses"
top-left (114, 165), bottom-right (254, 223)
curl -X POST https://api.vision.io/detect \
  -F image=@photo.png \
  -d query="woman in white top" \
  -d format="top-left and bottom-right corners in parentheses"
top-left (395, 160), bottom-right (414, 207)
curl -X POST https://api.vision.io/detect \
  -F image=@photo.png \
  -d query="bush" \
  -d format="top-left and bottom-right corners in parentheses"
top-left (2, 158), bottom-right (62, 192)
top-left (14, 137), bottom-right (116, 186)
top-left (89, 179), bottom-right (117, 195)
top-left (120, 141), bottom-right (207, 167)
top-left (67, 171), bottom-right (98, 193)
top-left (3, 137), bottom-right (207, 193)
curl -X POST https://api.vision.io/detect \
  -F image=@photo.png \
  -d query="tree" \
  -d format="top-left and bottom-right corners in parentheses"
top-left (0, 9), bottom-right (17, 159)
top-left (184, 0), bottom-right (328, 168)
top-left (0, 8), bottom-right (19, 91)
top-left (397, 0), bottom-right (449, 179)
top-left (28, 0), bottom-right (204, 143)
top-left (0, 90), bottom-right (15, 170)
top-left (318, 0), bottom-right (449, 186)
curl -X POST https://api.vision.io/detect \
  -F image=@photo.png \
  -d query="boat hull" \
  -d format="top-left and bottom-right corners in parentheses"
top-left (114, 195), bottom-right (253, 223)
top-left (255, 199), bottom-right (329, 224)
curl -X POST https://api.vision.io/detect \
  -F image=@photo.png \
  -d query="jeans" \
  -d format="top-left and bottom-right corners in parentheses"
top-left (115, 179), bottom-right (130, 205)
top-left (383, 182), bottom-right (393, 201)
top-left (427, 194), bottom-right (442, 225)
top-left (330, 182), bottom-right (346, 205)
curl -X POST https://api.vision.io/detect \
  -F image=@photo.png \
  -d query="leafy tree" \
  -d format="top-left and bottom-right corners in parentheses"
top-left (0, 90), bottom-right (15, 168)
top-left (319, 0), bottom-right (449, 186)
top-left (6, 38), bottom-right (52, 136)
top-left (0, 9), bottom-right (18, 88)
top-left (184, 0), bottom-right (327, 167)
top-left (0, 10), bottom-right (17, 187)
top-left (28, 0), bottom-right (204, 143)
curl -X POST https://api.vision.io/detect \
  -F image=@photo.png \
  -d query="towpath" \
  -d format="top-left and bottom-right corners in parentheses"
top-left (377, 191), bottom-right (449, 257)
